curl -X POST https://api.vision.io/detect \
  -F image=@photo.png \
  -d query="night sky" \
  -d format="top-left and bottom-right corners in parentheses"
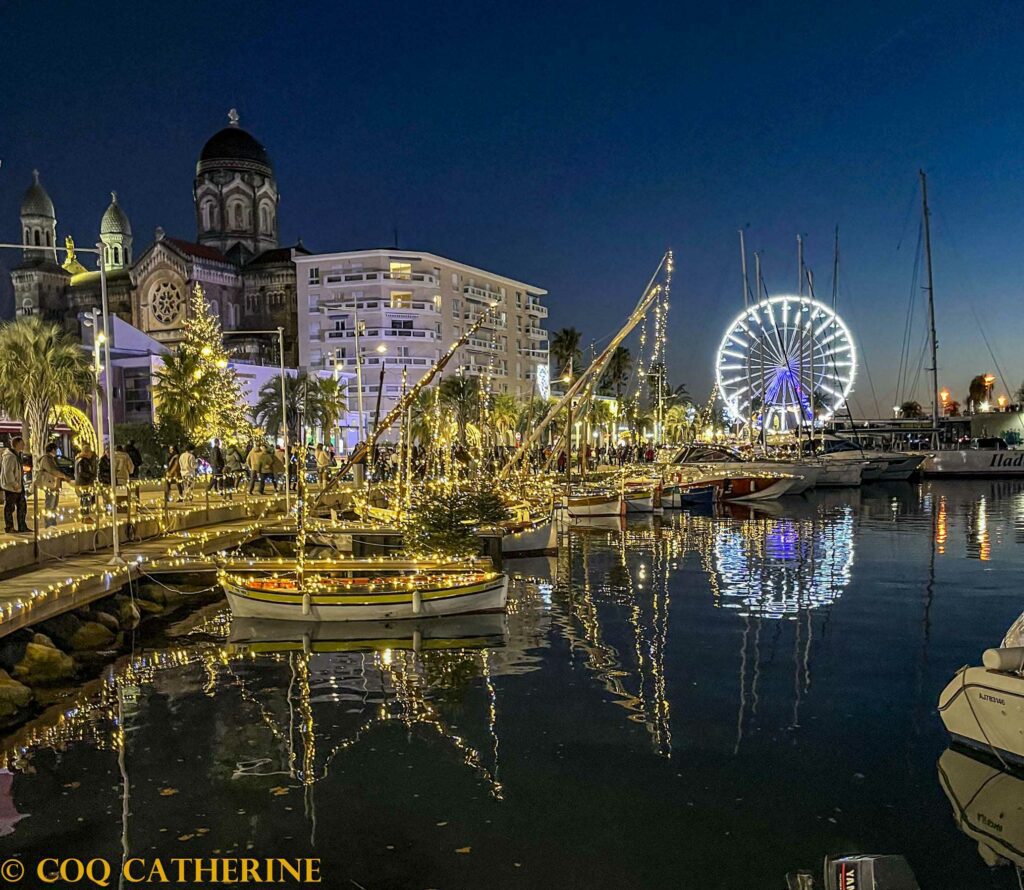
top-left (2, 0), bottom-right (1023, 415)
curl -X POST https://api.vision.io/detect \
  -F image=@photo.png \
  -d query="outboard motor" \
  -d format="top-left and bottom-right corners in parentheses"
top-left (786, 854), bottom-right (920, 890)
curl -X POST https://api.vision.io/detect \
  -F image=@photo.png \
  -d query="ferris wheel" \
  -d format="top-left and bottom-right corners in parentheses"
top-left (716, 295), bottom-right (855, 432)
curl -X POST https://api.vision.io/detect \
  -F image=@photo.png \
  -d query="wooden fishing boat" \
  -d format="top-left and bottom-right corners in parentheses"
top-left (219, 558), bottom-right (508, 622)
top-left (501, 517), bottom-right (557, 555)
top-left (623, 488), bottom-right (655, 513)
top-left (562, 491), bottom-right (625, 518)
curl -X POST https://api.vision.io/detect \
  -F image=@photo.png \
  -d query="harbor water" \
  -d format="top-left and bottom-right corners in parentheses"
top-left (1, 480), bottom-right (1021, 888)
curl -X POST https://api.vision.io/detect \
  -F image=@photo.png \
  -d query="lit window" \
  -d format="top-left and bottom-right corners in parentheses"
top-left (390, 291), bottom-right (413, 309)
top-left (389, 261), bottom-right (412, 280)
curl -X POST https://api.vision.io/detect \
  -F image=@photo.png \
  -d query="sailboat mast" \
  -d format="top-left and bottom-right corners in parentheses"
top-left (740, 231), bottom-right (754, 445)
top-left (920, 170), bottom-right (940, 448)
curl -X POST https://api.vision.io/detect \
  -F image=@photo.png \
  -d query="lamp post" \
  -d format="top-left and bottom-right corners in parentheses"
top-left (371, 344), bottom-right (388, 435)
top-left (0, 239), bottom-right (122, 561)
top-left (222, 328), bottom-right (289, 515)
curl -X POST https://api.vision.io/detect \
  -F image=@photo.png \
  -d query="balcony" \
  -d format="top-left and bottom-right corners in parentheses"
top-left (463, 284), bottom-right (502, 305)
top-left (321, 327), bottom-right (440, 343)
top-left (322, 270), bottom-right (439, 287)
top-left (525, 300), bottom-right (548, 318)
top-left (526, 325), bottom-right (547, 340)
top-left (465, 309), bottom-right (507, 329)
top-left (466, 336), bottom-right (498, 351)
top-left (320, 298), bottom-right (438, 314)
top-left (461, 363), bottom-right (507, 377)
top-left (519, 345), bottom-right (548, 358)
top-left (338, 355), bottom-right (433, 369)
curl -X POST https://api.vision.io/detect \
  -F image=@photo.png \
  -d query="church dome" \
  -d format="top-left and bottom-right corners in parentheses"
top-left (100, 191), bottom-right (131, 236)
top-left (21, 170), bottom-right (55, 219)
top-left (198, 110), bottom-right (272, 172)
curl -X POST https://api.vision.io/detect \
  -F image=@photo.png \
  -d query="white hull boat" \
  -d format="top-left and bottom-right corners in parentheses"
top-left (563, 492), bottom-right (626, 518)
top-left (924, 448), bottom-right (1024, 477)
top-left (220, 561), bottom-right (509, 622)
top-left (814, 461), bottom-right (864, 487)
top-left (624, 491), bottom-right (655, 513)
top-left (502, 518), bottom-right (558, 555)
top-left (938, 646), bottom-right (1024, 767)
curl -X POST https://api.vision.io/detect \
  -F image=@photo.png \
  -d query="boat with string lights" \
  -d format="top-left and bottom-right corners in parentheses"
top-left (218, 557), bottom-right (508, 622)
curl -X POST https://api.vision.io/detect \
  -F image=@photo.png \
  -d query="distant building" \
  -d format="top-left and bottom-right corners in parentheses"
top-left (9, 110), bottom-right (303, 366)
top-left (294, 249), bottom-right (549, 430)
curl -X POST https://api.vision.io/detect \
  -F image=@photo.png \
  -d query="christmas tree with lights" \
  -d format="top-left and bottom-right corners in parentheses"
top-left (155, 283), bottom-right (249, 445)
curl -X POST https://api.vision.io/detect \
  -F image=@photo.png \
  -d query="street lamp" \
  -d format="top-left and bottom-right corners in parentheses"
top-left (372, 344), bottom-right (388, 435)
top-left (0, 239), bottom-right (121, 563)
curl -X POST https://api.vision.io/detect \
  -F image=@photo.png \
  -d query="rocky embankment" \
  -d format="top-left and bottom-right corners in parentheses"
top-left (0, 577), bottom-right (218, 728)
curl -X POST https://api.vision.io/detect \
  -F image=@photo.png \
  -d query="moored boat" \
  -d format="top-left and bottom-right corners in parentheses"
top-left (938, 646), bottom-right (1024, 767)
top-left (924, 444), bottom-right (1024, 477)
top-left (562, 491), bottom-right (626, 518)
top-left (219, 558), bottom-right (508, 622)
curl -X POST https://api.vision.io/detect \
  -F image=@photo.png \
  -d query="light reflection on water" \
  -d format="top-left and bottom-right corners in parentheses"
top-left (0, 481), bottom-right (1022, 888)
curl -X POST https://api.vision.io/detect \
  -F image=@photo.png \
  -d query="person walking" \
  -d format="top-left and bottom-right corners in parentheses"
top-left (315, 443), bottom-right (331, 487)
top-left (164, 445), bottom-right (183, 502)
top-left (210, 438), bottom-right (225, 494)
top-left (247, 444), bottom-right (265, 495)
top-left (179, 445), bottom-right (198, 500)
top-left (126, 440), bottom-right (142, 480)
top-left (36, 442), bottom-right (72, 528)
top-left (224, 444), bottom-right (244, 496)
top-left (0, 437), bottom-right (29, 534)
top-left (271, 446), bottom-right (286, 491)
top-left (113, 445), bottom-right (134, 487)
top-left (74, 444), bottom-right (98, 520)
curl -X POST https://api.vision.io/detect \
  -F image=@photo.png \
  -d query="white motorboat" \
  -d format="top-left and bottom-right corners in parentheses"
top-left (924, 440), bottom-right (1024, 477)
top-left (938, 645), bottom-right (1024, 767)
top-left (219, 558), bottom-right (508, 622)
top-left (803, 436), bottom-right (926, 481)
top-left (672, 444), bottom-right (819, 494)
top-left (814, 460), bottom-right (864, 487)
top-left (1005, 610), bottom-right (1024, 647)
top-left (937, 747), bottom-right (1024, 872)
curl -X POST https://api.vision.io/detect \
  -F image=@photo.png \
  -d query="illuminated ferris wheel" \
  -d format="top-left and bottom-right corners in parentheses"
top-left (716, 296), bottom-right (855, 432)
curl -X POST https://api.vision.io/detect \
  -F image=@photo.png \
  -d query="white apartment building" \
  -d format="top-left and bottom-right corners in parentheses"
top-left (295, 249), bottom-right (549, 439)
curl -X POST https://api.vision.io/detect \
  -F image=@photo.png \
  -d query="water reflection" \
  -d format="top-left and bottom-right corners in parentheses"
top-left (938, 748), bottom-right (1024, 879)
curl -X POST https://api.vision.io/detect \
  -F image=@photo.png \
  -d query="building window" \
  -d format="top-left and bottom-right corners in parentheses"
top-left (231, 203), bottom-right (244, 228)
top-left (113, 246), bottom-right (121, 265)
top-left (390, 291), bottom-right (413, 309)
top-left (309, 323), bottom-right (319, 337)
top-left (308, 267), bottom-right (320, 285)
top-left (452, 298), bottom-right (460, 316)
top-left (34, 231), bottom-right (40, 246)
top-left (451, 272), bottom-right (459, 289)
top-left (389, 261), bottom-right (412, 280)
top-left (308, 294), bottom-right (319, 310)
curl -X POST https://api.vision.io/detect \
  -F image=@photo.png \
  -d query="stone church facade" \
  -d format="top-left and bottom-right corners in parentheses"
top-left (9, 110), bottom-right (302, 365)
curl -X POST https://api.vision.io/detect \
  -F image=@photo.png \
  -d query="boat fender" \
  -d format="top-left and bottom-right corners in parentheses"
top-left (413, 629), bottom-right (422, 652)
top-left (982, 646), bottom-right (1024, 673)
top-left (302, 593), bottom-right (311, 616)
top-left (412, 589), bottom-right (422, 614)
top-left (302, 633), bottom-right (311, 655)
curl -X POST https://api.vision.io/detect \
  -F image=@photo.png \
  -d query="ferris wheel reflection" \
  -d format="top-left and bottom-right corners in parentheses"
top-left (708, 508), bottom-right (855, 619)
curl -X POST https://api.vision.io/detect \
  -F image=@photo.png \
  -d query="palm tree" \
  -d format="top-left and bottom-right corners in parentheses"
top-left (601, 346), bottom-right (632, 401)
top-left (550, 327), bottom-right (583, 379)
top-left (0, 317), bottom-right (93, 459)
top-left (154, 350), bottom-right (209, 441)
top-left (253, 372), bottom-right (326, 441)
top-left (664, 403), bottom-right (693, 444)
top-left (315, 376), bottom-right (348, 443)
top-left (899, 400), bottom-right (924, 418)
top-left (488, 393), bottom-right (520, 446)
top-left (438, 376), bottom-right (481, 445)
top-left (967, 375), bottom-right (990, 413)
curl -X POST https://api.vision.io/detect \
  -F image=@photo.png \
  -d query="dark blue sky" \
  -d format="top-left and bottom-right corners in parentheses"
top-left (2, 0), bottom-right (1023, 413)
